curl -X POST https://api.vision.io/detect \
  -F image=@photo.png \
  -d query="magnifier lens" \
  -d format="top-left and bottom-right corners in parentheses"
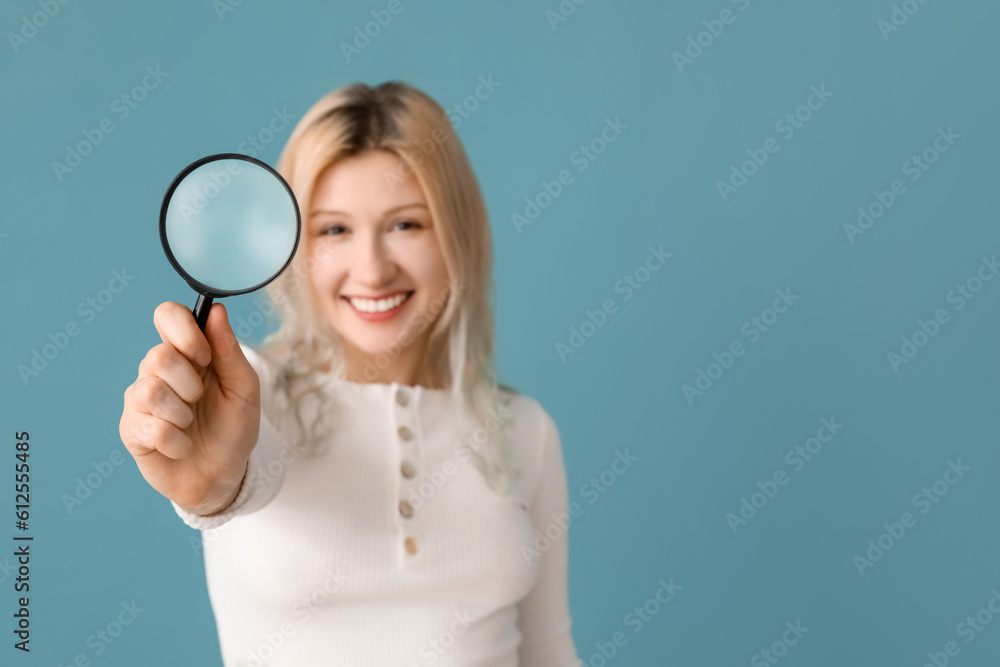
top-left (159, 154), bottom-right (300, 330)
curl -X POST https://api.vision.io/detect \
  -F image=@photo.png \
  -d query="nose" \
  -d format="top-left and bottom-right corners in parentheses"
top-left (350, 231), bottom-right (396, 288)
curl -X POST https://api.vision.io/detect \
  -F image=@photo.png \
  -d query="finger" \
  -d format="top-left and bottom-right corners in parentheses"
top-left (203, 303), bottom-right (258, 401)
top-left (153, 301), bottom-right (213, 368)
top-left (120, 418), bottom-right (179, 470)
top-left (120, 412), bottom-right (155, 457)
top-left (137, 343), bottom-right (204, 404)
top-left (126, 376), bottom-right (195, 430)
top-left (120, 411), bottom-right (177, 459)
top-left (127, 413), bottom-right (194, 460)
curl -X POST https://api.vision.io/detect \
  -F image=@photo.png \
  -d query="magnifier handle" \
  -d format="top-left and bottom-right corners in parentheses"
top-left (193, 294), bottom-right (214, 332)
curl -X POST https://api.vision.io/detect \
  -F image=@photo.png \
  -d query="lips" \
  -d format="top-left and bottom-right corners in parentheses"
top-left (341, 290), bottom-right (414, 320)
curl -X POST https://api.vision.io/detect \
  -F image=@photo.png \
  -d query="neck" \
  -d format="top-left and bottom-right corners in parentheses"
top-left (339, 337), bottom-right (441, 388)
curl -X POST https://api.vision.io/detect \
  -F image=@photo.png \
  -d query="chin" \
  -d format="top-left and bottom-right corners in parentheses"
top-left (341, 327), bottom-right (404, 353)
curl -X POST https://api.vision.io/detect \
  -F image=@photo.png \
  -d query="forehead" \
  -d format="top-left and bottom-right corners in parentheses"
top-left (309, 150), bottom-right (426, 214)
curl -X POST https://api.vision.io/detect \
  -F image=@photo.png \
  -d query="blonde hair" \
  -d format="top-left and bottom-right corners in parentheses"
top-left (257, 81), bottom-right (521, 494)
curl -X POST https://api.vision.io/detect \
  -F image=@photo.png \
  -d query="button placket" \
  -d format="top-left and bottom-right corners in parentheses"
top-left (393, 385), bottom-right (423, 561)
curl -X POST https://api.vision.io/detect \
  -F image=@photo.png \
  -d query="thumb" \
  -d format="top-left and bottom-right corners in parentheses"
top-left (203, 303), bottom-right (254, 388)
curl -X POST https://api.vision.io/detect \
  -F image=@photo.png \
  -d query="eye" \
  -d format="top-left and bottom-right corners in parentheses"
top-left (394, 220), bottom-right (422, 231)
top-left (320, 225), bottom-right (346, 236)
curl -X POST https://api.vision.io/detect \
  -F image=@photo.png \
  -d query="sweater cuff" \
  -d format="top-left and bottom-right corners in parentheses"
top-left (170, 414), bottom-right (286, 531)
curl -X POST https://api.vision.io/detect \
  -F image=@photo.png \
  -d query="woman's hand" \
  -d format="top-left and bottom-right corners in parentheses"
top-left (119, 301), bottom-right (261, 516)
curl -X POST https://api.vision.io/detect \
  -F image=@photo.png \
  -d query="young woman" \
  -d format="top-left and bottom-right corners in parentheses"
top-left (119, 81), bottom-right (580, 666)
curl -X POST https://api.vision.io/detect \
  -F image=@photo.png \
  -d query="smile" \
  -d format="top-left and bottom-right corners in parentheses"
top-left (342, 291), bottom-right (413, 319)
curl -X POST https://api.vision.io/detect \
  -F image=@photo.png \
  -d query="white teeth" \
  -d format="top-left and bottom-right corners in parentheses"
top-left (349, 292), bottom-right (409, 313)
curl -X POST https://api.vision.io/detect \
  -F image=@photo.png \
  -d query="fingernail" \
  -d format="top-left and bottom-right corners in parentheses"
top-left (199, 352), bottom-right (212, 366)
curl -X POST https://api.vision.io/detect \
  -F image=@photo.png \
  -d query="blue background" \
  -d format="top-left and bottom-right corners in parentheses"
top-left (2, 0), bottom-right (1000, 665)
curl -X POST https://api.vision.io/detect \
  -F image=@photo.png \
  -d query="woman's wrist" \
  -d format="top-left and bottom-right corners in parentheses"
top-left (178, 461), bottom-right (249, 517)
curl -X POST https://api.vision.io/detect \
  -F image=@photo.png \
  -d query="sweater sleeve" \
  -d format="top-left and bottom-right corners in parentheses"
top-left (170, 342), bottom-right (290, 531)
top-left (516, 407), bottom-right (582, 666)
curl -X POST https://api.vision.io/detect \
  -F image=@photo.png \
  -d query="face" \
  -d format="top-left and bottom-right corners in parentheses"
top-left (306, 150), bottom-right (451, 379)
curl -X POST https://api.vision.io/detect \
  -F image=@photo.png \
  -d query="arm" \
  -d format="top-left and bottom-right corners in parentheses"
top-left (517, 408), bottom-right (582, 666)
top-left (170, 343), bottom-right (290, 531)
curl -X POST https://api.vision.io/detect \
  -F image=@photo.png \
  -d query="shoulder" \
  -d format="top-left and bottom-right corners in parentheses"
top-left (496, 387), bottom-right (563, 493)
top-left (501, 389), bottom-right (558, 440)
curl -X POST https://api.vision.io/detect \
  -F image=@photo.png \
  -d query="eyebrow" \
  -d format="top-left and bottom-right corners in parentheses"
top-left (310, 203), bottom-right (429, 217)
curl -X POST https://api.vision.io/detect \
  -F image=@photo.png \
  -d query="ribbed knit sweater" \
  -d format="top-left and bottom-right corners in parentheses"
top-left (171, 343), bottom-right (580, 666)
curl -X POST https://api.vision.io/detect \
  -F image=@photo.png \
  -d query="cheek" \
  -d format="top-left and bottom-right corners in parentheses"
top-left (307, 241), bottom-right (342, 279)
top-left (305, 254), bottom-right (344, 305)
top-left (309, 237), bottom-right (337, 265)
top-left (408, 237), bottom-right (449, 286)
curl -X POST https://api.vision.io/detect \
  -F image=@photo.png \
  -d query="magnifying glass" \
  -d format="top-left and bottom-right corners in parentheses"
top-left (159, 153), bottom-right (300, 331)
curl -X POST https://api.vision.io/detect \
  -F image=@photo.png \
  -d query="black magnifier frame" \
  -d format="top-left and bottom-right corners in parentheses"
top-left (158, 152), bottom-right (301, 331)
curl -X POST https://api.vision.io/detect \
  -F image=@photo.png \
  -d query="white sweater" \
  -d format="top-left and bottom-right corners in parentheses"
top-left (171, 343), bottom-right (581, 667)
